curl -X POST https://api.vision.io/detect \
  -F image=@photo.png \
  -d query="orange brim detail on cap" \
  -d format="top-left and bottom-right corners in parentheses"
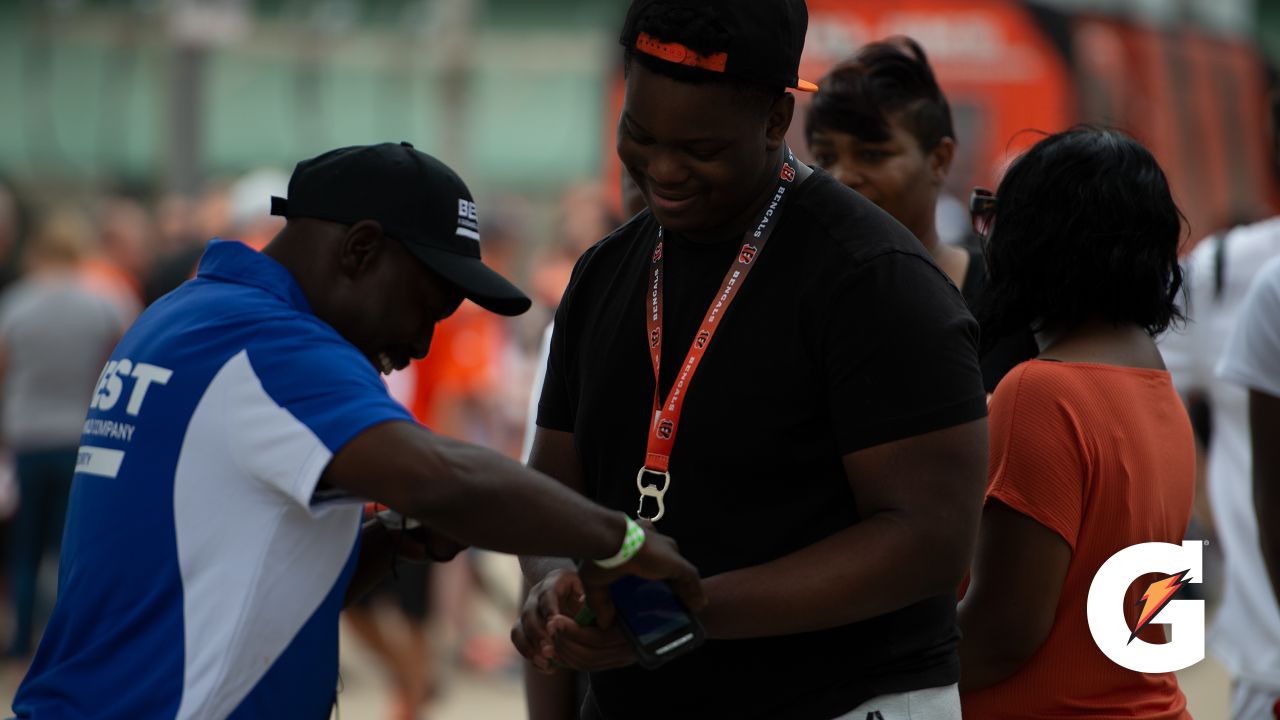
top-left (794, 79), bottom-right (819, 93)
top-left (636, 32), bottom-right (728, 73)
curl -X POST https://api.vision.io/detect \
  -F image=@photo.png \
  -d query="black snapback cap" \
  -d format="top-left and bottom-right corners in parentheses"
top-left (620, 0), bottom-right (817, 93)
top-left (271, 142), bottom-right (532, 317)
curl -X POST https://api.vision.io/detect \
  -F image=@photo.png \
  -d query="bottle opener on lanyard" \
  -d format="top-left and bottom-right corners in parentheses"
top-left (636, 147), bottom-right (806, 522)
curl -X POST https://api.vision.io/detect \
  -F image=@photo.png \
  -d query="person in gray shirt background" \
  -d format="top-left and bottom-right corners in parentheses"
top-left (0, 208), bottom-right (125, 658)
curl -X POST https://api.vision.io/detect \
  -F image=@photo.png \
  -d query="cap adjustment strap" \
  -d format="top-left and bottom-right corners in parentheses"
top-left (635, 32), bottom-right (727, 73)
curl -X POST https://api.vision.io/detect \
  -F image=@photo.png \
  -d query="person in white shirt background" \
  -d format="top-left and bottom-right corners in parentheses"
top-left (1161, 82), bottom-right (1280, 720)
top-left (1216, 252), bottom-right (1280, 720)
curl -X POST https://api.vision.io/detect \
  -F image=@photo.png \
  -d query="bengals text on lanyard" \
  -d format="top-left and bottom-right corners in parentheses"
top-left (637, 147), bottom-right (807, 522)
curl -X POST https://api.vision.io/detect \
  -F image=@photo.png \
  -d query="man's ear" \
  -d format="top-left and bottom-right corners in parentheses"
top-left (765, 93), bottom-right (796, 151)
top-left (338, 220), bottom-right (386, 278)
top-left (929, 136), bottom-right (957, 185)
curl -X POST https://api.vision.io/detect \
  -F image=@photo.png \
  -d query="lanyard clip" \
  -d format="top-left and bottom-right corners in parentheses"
top-left (635, 467), bottom-right (670, 522)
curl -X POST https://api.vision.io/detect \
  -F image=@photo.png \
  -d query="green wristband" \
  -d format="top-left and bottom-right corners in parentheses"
top-left (593, 516), bottom-right (645, 569)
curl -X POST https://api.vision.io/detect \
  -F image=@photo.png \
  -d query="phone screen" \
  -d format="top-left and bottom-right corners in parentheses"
top-left (609, 575), bottom-right (694, 646)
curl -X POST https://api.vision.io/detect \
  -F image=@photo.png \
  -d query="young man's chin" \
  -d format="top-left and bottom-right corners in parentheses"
top-left (650, 207), bottom-right (718, 236)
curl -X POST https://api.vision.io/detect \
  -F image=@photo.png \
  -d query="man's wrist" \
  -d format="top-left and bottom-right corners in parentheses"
top-left (520, 556), bottom-right (577, 590)
top-left (593, 515), bottom-right (646, 569)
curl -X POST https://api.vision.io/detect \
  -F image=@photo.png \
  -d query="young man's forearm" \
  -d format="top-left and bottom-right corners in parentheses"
top-left (521, 555), bottom-right (577, 586)
top-left (698, 512), bottom-right (968, 639)
top-left (524, 665), bottom-right (578, 720)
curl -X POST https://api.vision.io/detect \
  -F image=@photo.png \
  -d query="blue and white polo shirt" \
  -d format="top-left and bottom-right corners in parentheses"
top-left (14, 240), bottom-right (413, 719)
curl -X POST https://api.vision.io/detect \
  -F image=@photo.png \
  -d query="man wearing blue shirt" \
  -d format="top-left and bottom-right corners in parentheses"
top-left (13, 142), bottom-right (702, 719)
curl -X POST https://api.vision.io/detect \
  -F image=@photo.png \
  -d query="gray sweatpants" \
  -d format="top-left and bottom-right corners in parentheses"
top-left (832, 683), bottom-right (961, 720)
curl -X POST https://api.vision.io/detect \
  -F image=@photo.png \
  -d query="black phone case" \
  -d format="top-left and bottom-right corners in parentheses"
top-left (615, 602), bottom-right (706, 670)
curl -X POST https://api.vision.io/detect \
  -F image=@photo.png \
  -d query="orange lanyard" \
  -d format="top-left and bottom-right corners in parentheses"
top-left (637, 148), bottom-right (804, 521)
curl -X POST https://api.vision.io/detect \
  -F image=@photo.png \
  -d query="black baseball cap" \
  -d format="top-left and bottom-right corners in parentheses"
top-left (620, 0), bottom-right (817, 93)
top-left (271, 142), bottom-right (532, 317)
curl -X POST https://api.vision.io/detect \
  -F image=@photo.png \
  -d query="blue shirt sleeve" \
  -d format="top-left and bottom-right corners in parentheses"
top-left (233, 318), bottom-right (414, 509)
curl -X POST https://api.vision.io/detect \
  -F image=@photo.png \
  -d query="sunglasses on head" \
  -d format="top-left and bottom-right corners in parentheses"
top-left (969, 187), bottom-right (997, 239)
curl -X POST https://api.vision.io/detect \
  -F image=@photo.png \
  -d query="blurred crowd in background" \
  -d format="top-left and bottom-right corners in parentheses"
top-left (0, 0), bottom-right (1278, 718)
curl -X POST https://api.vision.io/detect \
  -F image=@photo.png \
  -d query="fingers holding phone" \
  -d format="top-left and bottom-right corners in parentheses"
top-left (573, 517), bottom-right (707, 670)
top-left (578, 518), bottom-right (706, 630)
top-left (603, 575), bottom-right (705, 669)
top-left (545, 615), bottom-right (636, 671)
top-left (513, 568), bottom-right (583, 673)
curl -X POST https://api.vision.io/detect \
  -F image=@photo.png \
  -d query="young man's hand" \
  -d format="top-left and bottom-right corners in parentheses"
top-left (512, 568), bottom-right (582, 673)
top-left (547, 615), bottom-right (636, 671)
top-left (577, 520), bottom-right (706, 630)
top-left (511, 569), bottom-right (639, 672)
top-left (512, 521), bottom-right (705, 671)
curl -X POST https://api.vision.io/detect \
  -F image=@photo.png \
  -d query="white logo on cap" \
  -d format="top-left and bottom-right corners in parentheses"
top-left (457, 199), bottom-right (480, 241)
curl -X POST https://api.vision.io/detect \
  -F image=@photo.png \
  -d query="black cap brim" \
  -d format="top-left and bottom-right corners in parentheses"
top-left (404, 245), bottom-right (532, 317)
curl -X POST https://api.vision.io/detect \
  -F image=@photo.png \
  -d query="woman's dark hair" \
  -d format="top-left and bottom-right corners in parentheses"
top-left (977, 127), bottom-right (1185, 345)
top-left (805, 37), bottom-right (954, 150)
top-left (621, 3), bottom-right (783, 110)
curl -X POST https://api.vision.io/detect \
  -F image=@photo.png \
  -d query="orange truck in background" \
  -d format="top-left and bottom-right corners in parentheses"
top-left (604, 0), bottom-right (1278, 248)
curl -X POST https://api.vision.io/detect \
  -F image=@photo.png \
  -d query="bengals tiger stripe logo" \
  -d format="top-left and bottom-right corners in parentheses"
top-left (656, 419), bottom-right (674, 440)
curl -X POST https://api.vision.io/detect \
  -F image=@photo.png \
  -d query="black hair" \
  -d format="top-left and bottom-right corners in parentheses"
top-left (805, 37), bottom-right (954, 150)
top-left (977, 127), bottom-right (1185, 346)
top-left (622, 3), bottom-right (784, 112)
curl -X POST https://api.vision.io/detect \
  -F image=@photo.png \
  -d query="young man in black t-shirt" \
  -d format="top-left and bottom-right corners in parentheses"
top-left (513, 2), bottom-right (988, 718)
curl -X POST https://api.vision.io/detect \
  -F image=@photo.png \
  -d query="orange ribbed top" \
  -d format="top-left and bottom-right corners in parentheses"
top-left (962, 360), bottom-right (1195, 719)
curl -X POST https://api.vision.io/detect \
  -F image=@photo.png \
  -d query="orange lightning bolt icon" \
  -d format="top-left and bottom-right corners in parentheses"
top-left (1129, 569), bottom-right (1192, 645)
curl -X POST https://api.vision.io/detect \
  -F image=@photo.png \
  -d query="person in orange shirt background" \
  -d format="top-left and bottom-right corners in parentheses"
top-left (79, 195), bottom-right (150, 324)
top-left (360, 210), bottom-right (533, 715)
top-left (406, 211), bottom-right (528, 454)
top-left (958, 127), bottom-right (1194, 718)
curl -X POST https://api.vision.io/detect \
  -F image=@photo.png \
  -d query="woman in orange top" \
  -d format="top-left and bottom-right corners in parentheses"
top-left (959, 128), bottom-right (1194, 718)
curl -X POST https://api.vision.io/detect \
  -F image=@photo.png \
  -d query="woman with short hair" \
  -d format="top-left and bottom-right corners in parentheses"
top-left (958, 127), bottom-right (1194, 719)
top-left (806, 38), bottom-right (1036, 392)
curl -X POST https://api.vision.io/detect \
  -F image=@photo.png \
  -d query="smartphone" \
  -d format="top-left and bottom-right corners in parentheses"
top-left (607, 575), bottom-right (705, 669)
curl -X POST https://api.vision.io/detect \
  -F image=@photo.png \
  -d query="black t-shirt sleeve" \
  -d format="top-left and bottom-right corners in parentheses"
top-left (822, 250), bottom-right (987, 455)
top-left (536, 248), bottom-right (598, 432)
top-left (536, 308), bottom-right (573, 431)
